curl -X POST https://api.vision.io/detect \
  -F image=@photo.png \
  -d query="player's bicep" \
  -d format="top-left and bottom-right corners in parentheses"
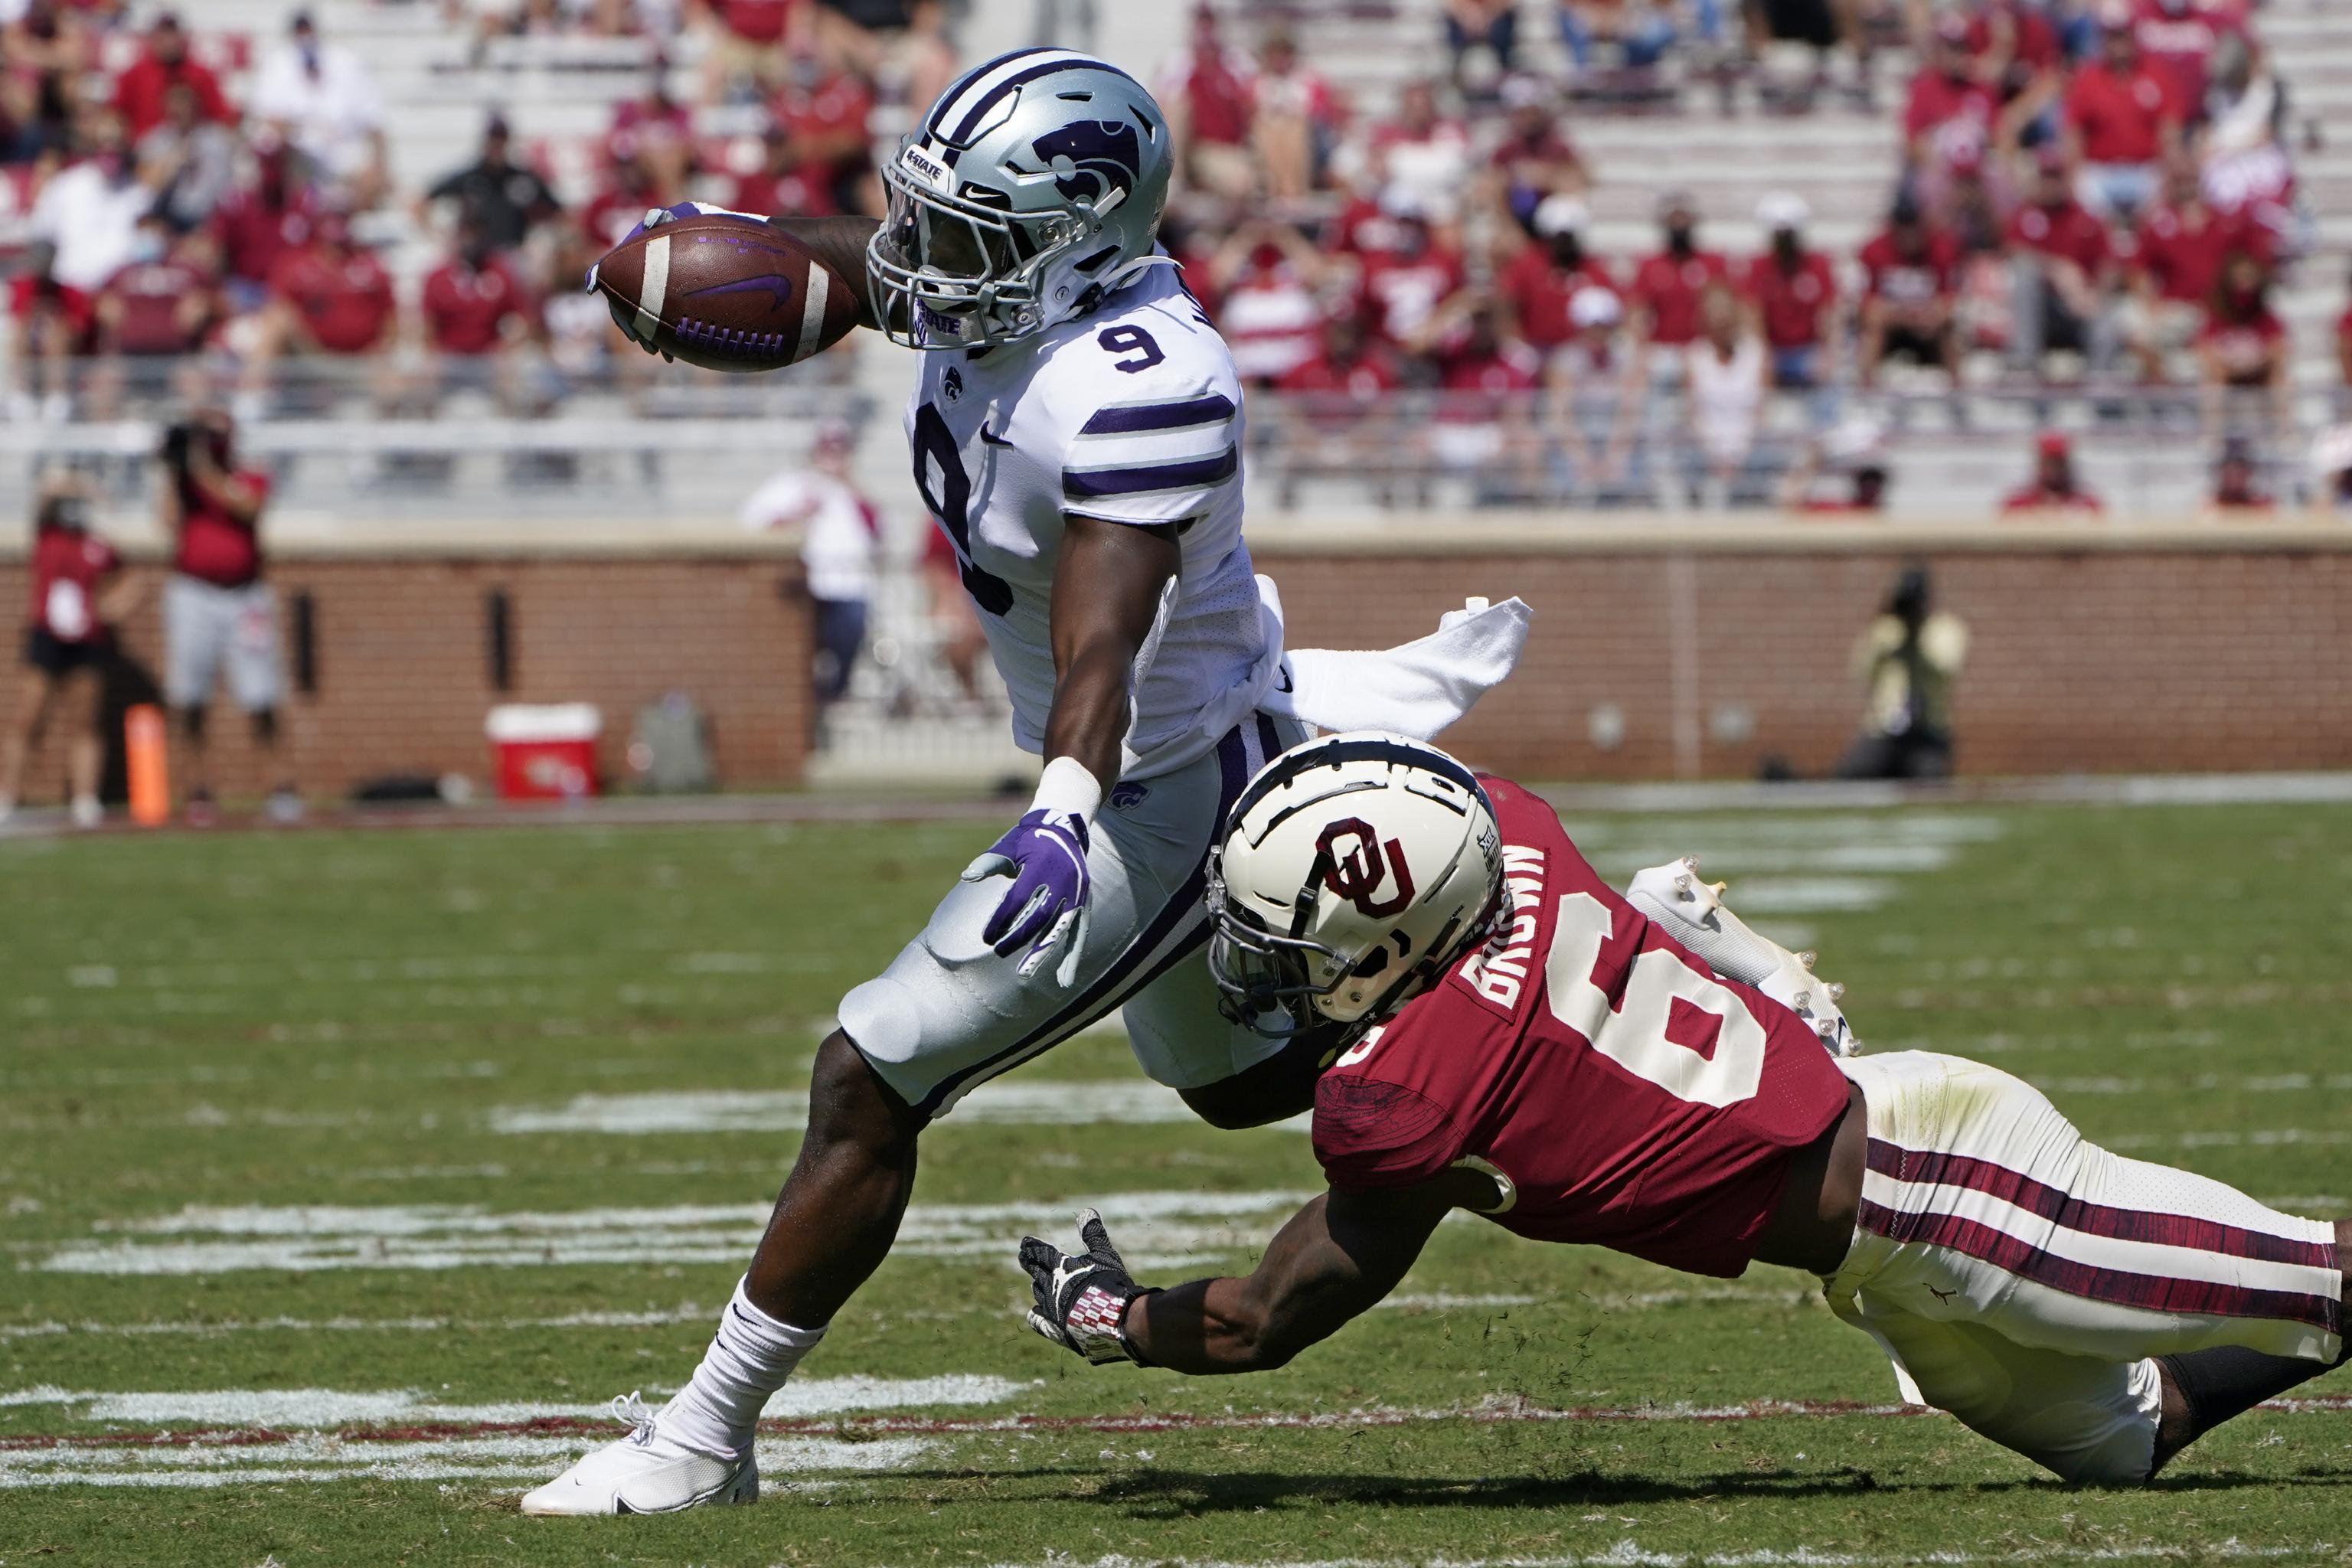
top-left (1048, 512), bottom-right (1178, 675)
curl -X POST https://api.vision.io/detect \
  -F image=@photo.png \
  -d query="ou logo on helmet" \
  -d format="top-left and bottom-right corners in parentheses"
top-left (1315, 818), bottom-right (1416, 919)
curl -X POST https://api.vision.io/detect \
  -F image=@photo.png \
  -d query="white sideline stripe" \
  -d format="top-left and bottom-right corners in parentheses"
top-left (634, 234), bottom-right (669, 339)
top-left (0, 1434), bottom-right (933, 1491)
top-left (34, 1189), bottom-right (1316, 1276)
top-left (2109, 1129), bottom-right (2352, 1152)
top-left (0, 1305), bottom-right (724, 1342)
top-left (490, 1080), bottom-right (1312, 1135)
top-left (798, 260), bottom-right (830, 361)
top-left (1858, 1171), bottom-right (2341, 1300)
top-left (985, 1547), bottom-right (2331, 1568)
top-left (0, 1376), bottom-right (1027, 1428)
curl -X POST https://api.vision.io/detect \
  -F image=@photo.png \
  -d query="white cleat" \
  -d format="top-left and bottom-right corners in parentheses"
top-left (520, 1393), bottom-right (757, 1516)
top-left (1627, 855), bottom-right (1862, 1058)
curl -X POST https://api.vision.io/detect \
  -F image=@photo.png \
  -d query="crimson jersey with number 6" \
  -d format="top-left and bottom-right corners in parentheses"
top-left (1312, 775), bottom-right (1851, 1278)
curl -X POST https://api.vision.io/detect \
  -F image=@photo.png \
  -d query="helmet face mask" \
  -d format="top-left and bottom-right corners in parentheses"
top-left (1207, 733), bottom-right (1508, 1042)
top-left (864, 49), bottom-right (1171, 353)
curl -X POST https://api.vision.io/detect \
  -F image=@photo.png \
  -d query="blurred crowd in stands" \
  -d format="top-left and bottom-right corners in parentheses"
top-left (1, 0), bottom-right (2347, 512)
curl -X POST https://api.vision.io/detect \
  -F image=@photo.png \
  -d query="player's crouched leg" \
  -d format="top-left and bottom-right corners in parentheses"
top-left (1822, 1051), bottom-right (2345, 1484)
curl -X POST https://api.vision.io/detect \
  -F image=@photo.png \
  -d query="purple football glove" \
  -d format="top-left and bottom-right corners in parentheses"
top-left (962, 807), bottom-right (1092, 986)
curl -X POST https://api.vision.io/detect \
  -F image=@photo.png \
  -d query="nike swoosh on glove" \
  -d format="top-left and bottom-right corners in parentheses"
top-left (1018, 1207), bottom-right (1156, 1365)
top-left (962, 808), bottom-right (1092, 986)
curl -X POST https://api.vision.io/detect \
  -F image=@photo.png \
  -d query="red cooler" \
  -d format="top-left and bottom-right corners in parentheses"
top-left (487, 704), bottom-right (603, 801)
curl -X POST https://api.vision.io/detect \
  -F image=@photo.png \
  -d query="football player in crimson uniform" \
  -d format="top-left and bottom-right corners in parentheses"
top-left (528, 53), bottom-right (1525, 1516)
top-left (1021, 733), bottom-right (2348, 1487)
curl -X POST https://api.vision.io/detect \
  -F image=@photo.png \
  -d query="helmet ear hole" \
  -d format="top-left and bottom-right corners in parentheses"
top-left (1349, 947), bottom-right (1390, 980)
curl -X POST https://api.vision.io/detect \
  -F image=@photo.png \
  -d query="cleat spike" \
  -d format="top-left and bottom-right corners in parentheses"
top-left (1792, 989), bottom-right (1811, 1012)
top-left (1709, 880), bottom-right (1727, 899)
top-left (1674, 873), bottom-right (1692, 895)
top-left (1679, 855), bottom-right (1698, 871)
top-left (1828, 981), bottom-right (1846, 1002)
top-left (1797, 950), bottom-right (1817, 971)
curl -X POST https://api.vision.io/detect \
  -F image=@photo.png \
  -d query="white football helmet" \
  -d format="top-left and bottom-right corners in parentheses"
top-left (867, 48), bottom-right (1174, 351)
top-left (1207, 733), bottom-right (1505, 1037)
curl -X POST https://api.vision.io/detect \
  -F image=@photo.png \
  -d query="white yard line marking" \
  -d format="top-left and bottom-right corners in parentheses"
top-left (489, 1079), bottom-right (1310, 1135)
top-left (0, 1375), bottom-right (1027, 1429)
top-left (0, 1432), bottom-right (933, 1491)
top-left (34, 1189), bottom-right (1318, 1276)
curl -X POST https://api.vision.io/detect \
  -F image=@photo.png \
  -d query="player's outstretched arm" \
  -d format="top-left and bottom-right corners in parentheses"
top-left (959, 514), bottom-right (1178, 987)
top-left (1019, 1180), bottom-right (1461, 1376)
top-left (762, 215), bottom-right (883, 332)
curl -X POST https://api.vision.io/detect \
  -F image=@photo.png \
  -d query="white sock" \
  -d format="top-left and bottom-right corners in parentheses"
top-left (658, 1279), bottom-right (826, 1458)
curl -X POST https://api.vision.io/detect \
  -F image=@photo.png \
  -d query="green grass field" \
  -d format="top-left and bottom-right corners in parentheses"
top-left (6, 796), bottom-right (2352, 1566)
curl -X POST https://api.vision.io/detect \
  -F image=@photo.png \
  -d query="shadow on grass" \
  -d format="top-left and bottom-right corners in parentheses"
top-left (1040, 1465), bottom-right (2352, 1516)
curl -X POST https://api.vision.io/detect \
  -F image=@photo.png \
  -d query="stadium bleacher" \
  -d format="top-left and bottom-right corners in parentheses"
top-left (2, 0), bottom-right (2348, 528)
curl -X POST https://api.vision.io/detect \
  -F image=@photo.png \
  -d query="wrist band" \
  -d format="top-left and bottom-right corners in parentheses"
top-left (1032, 756), bottom-right (1104, 825)
top-left (1117, 1287), bottom-right (1161, 1367)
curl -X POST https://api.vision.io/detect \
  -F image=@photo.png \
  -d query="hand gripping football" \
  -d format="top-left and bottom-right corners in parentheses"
top-left (590, 205), bottom-right (862, 373)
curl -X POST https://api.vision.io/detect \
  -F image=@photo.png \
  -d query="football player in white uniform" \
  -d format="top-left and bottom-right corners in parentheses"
top-left (527, 50), bottom-right (1421, 1515)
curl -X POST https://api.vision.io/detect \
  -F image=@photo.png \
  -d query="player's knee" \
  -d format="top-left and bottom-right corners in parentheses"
top-left (805, 1031), bottom-right (924, 1157)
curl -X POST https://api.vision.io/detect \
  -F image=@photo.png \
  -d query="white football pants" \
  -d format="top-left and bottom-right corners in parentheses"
top-left (1825, 1051), bottom-right (2341, 1484)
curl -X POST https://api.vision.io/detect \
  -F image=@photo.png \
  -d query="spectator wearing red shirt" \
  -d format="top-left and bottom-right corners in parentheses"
top-left (1250, 25), bottom-right (1339, 202)
top-left (730, 51), bottom-right (876, 218)
top-left (1743, 193), bottom-right (1837, 391)
top-left (2124, 161), bottom-right (2263, 382)
top-left (692, 0), bottom-right (804, 103)
top-left (1207, 220), bottom-right (1329, 388)
top-left (1628, 191), bottom-right (1730, 364)
top-left (2008, 154), bottom-right (2118, 376)
top-left (1160, 5), bottom-right (1256, 200)
top-left (1487, 75), bottom-right (1587, 234)
top-left (1354, 194), bottom-right (1468, 357)
top-left (2063, 16), bottom-right (2181, 222)
top-left (209, 139), bottom-right (322, 312)
top-left (89, 211), bottom-right (220, 416)
top-left (1904, 19), bottom-right (1998, 168)
top-left (1368, 80), bottom-right (1474, 227)
top-left (581, 144), bottom-right (663, 250)
top-left (2133, 0), bottom-right (2245, 119)
top-left (1273, 310), bottom-right (1404, 504)
top-left (1423, 291), bottom-right (1544, 505)
top-left (419, 214), bottom-right (541, 410)
top-left (1, 481), bottom-right (135, 828)
top-left (1857, 196), bottom-right (1962, 382)
top-left (2001, 431), bottom-right (2106, 514)
top-left (2199, 252), bottom-right (2290, 438)
top-left (2337, 266), bottom-right (2352, 408)
top-left (244, 210), bottom-right (397, 411)
top-left (160, 408), bottom-right (299, 822)
top-left (607, 81), bottom-right (696, 197)
top-left (111, 11), bottom-right (232, 141)
top-left (1498, 196), bottom-right (1618, 356)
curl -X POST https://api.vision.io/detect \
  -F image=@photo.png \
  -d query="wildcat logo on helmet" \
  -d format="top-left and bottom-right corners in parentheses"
top-left (1315, 818), bottom-right (1417, 920)
top-left (1029, 121), bottom-right (1143, 205)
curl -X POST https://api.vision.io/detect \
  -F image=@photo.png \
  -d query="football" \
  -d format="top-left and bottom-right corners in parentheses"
top-left (591, 209), bottom-right (862, 374)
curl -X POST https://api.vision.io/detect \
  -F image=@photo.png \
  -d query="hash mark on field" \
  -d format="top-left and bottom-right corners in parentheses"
top-left (34, 1189), bottom-right (1317, 1275)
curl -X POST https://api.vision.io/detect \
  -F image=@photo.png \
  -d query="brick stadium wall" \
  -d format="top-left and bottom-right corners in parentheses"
top-left (0, 547), bottom-right (812, 804)
top-left (1255, 525), bottom-right (2352, 782)
top-left (5, 521), bottom-right (2349, 802)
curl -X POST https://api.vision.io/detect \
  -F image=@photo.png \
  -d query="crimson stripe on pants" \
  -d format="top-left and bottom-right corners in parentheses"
top-left (1855, 1198), bottom-right (2343, 1335)
top-left (1865, 1138), bottom-right (2336, 1272)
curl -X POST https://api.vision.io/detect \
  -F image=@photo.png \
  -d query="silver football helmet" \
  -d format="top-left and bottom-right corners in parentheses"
top-left (867, 48), bottom-right (1174, 351)
top-left (1208, 733), bottom-right (1506, 1038)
